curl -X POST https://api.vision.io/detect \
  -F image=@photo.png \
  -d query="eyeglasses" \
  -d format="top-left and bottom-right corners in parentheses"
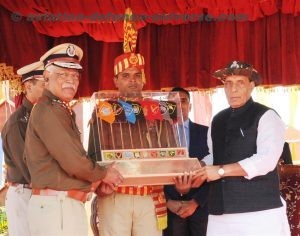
top-left (54, 72), bottom-right (80, 81)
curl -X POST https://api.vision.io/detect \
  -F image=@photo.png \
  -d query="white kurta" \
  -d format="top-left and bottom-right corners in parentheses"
top-left (203, 109), bottom-right (291, 236)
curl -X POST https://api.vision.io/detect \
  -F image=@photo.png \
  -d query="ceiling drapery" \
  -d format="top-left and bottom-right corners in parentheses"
top-left (0, 1), bottom-right (300, 96)
top-left (1, 0), bottom-right (299, 41)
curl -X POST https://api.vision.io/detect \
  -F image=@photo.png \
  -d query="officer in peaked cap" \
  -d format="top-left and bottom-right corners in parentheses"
top-left (24, 43), bottom-right (123, 236)
top-left (40, 43), bottom-right (83, 70)
top-left (39, 43), bottom-right (84, 102)
top-left (2, 61), bottom-right (46, 236)
top-left (18, 61), bottom-right (45, 83)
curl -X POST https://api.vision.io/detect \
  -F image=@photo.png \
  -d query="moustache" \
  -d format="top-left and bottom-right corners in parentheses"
top-left (62, 83), bottom-right (76, 90)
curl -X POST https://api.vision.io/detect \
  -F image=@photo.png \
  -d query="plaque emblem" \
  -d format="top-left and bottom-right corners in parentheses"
top-left (115, 152), bottom-right (122, 159)
top-left (134, 152), bottom-right (141, 158)
top-left (124, 151), bottom-right (134, 159)
top-left (168, 150), bottom-right (176, 157)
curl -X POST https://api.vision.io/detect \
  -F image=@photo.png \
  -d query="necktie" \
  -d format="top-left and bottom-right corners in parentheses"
top-left (178, 124), bottom-right (187, 147)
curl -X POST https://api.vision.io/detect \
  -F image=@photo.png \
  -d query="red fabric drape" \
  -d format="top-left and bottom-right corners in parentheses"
top-left (1, 0), bottom-right (299, 41)
top-left (1, 4), bottom-right (300, 97)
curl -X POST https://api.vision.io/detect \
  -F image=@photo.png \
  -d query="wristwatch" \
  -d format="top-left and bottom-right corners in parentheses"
top-left (217, 165), bottom-right (225, 177)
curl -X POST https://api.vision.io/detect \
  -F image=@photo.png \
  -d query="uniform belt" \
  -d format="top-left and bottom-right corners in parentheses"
top-left (32, 189), bottom-right (88, 203)
top-left (116, 186), bottom-right (152, 196)
top-left (8, 182), bottom-right (31, 189)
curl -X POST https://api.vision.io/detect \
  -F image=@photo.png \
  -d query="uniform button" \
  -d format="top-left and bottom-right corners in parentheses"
top-left (221, 179), bottom-right (226, 183)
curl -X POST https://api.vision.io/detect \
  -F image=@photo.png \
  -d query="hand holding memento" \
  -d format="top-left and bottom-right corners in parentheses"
top-left (102, 162), bottom-right (124, 189)
top-left (174, 171), bottom-right (194, 195)
top-left (191, 168), bottom-right (207, 187)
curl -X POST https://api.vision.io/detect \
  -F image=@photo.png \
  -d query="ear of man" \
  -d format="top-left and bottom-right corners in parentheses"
top-left (250, 80), bottom-right (255, 91)
top-left (113, 76), bottom-right (118, 88)
top-left (23, 80), bottom-right (32, 94)
top-left (43, 70), bottom-right (50, 82)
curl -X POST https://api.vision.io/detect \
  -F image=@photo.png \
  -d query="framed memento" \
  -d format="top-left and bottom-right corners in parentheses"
top-left (89, 91), bottom-right (201, 185)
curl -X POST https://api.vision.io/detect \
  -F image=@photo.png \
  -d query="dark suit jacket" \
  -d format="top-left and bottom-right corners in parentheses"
top-left (164, 120), bottom-right (209, 218)
top-left (280, 142), bottom-right (293, 164)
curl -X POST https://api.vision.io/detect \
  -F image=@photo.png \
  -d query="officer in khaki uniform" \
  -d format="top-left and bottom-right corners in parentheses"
top-left (89, 56), bottom-right (168, 236)
top-left (2, 61), bottom-right (46, 236)
top-left (88, 8), bottom-right (173, 236)
top-left (24, 43), bottom-right (123, 236)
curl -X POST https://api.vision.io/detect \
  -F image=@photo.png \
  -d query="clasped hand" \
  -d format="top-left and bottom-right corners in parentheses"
top-left (167, 199), bottom-right (198, 219)
top-left (96, 162), bottom-right (124, 196)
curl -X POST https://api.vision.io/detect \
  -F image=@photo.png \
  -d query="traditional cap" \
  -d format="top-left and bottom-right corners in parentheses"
top-left (113, 8), bottom-right (146, 83)
top-left (40, 43), bottom-right (83, 70)
top-left (114, 53), bottom-right (145, 75)
top-left (213, 61), bottom-right (262, 86)
top-left (17, 61), bottom-right (44, 83)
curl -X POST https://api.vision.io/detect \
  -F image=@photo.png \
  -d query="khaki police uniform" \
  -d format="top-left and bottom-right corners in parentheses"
top-left (24, 43), bottom-right (108, 236)
top-left (2, 61), bottom-right (44, 236)
top-left (88, 9), bottom-right (170, 236)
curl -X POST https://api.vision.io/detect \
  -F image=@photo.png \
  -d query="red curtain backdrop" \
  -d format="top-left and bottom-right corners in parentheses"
top-left (1, 1), bottom-right (300, 97)
top-left (2, 0), bottom-right (300, 41)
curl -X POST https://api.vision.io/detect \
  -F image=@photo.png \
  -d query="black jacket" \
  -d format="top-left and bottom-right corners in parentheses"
top-left (164, 120), bottom-right (209, 218)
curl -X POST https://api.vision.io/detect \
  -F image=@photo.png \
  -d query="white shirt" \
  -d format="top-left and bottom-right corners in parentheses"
top-left (202, 109), bottom-right (290, 235)
top-left (183, 119), bottom-right (190, 148)
top-left (203, 109), bottom-right (285, 179)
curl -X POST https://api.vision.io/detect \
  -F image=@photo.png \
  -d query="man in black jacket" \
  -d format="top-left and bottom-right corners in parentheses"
top-left (193, 61), bottom-right (290, 236)
top-left (164, 87), bottom-right (209, 236)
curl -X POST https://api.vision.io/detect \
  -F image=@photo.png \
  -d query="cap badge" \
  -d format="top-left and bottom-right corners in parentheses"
top-left (230, 61), bottom-right (239, 69)
top-left (129, 54), bottom-right (138, 65)
top-left (66, 45), bottom-right (76, 57)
